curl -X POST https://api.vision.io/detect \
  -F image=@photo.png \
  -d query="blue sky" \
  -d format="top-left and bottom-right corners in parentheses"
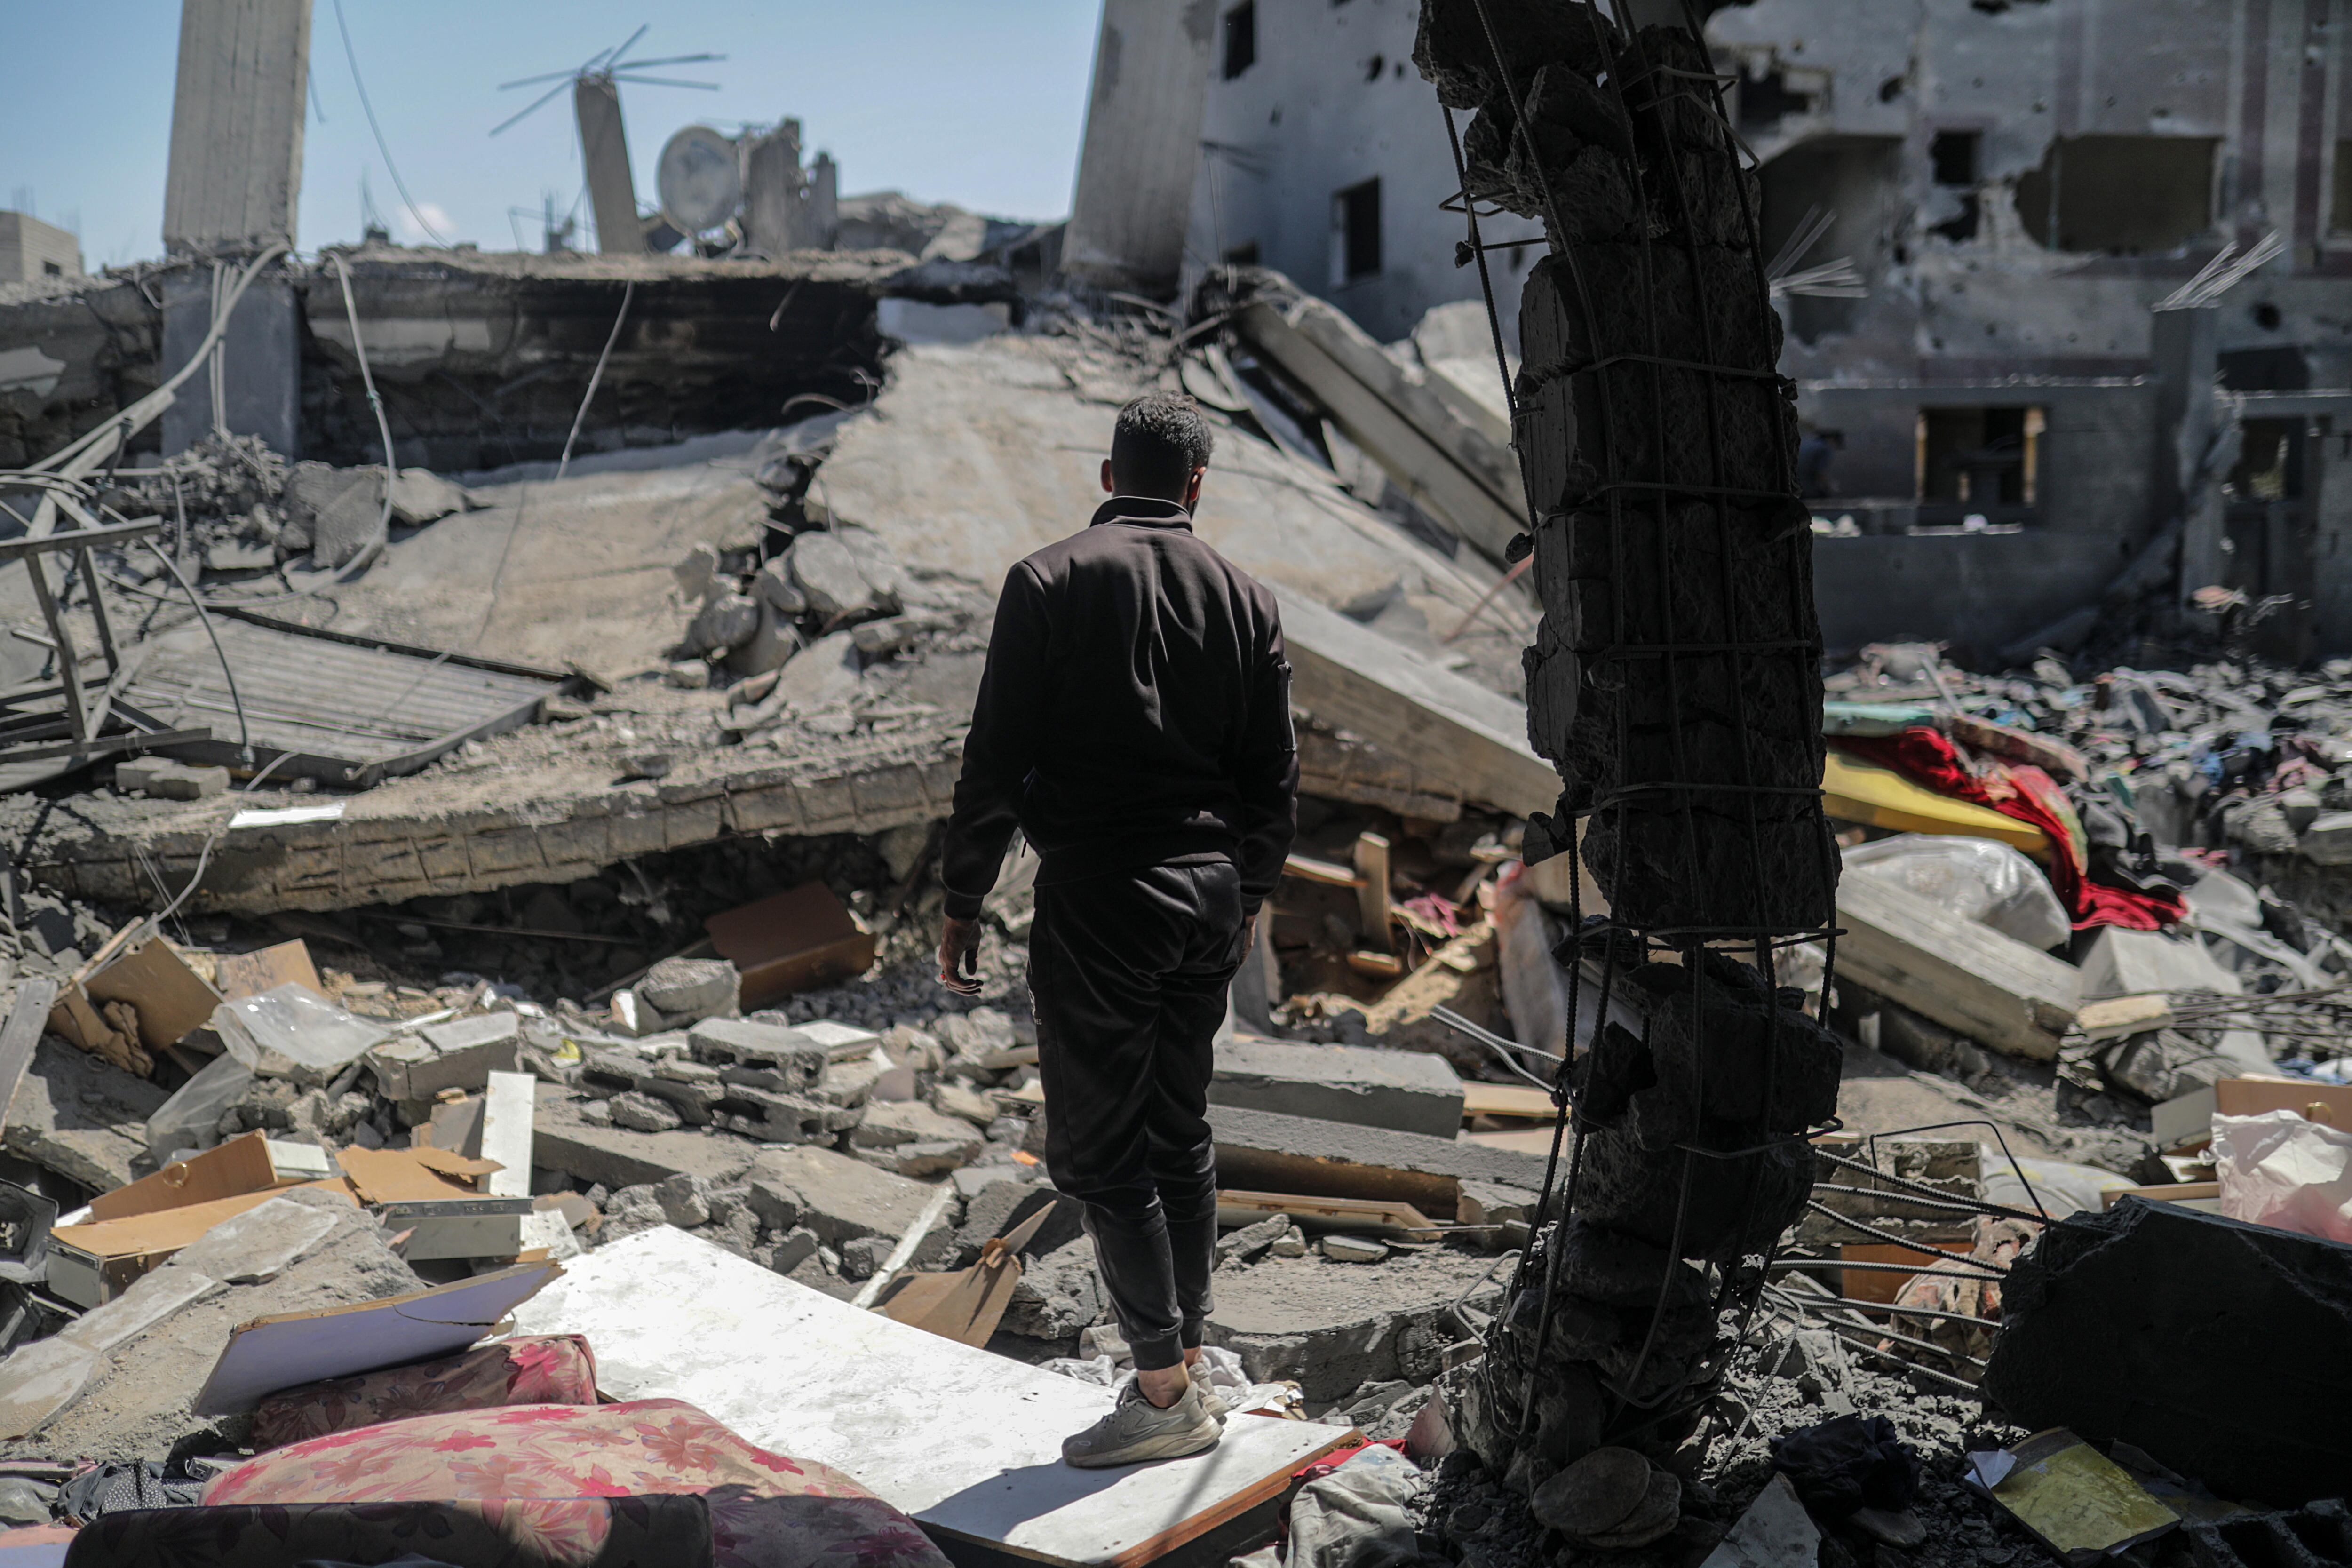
top-left (3, 0), bottom-right (1103, 267)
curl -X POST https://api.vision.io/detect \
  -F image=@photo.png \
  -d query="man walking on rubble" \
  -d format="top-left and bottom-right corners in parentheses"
top-left (936, 392), bottom-right (1298, 1468)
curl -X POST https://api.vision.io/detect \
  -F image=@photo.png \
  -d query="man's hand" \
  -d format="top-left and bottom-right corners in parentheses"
top-left (938, 915), bottom-right (983, 996)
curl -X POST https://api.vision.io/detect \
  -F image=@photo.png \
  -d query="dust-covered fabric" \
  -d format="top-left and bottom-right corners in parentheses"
top-left (250, 1335), bottom-right (599, 1451)
top-left (203, 1398), bottom-right (951, 1568)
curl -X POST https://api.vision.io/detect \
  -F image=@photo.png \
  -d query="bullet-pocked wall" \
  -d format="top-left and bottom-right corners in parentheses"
top-left (1709, 0), bottom-right (2352, 652)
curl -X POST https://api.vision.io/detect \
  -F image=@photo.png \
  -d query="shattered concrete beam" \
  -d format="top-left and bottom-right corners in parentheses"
top-left (1835, 872), bottom-right (2082, 1061)
top-left (1235, 294), bottom-right (1528, 562)
top-left (1278, 587), bottom-right (1557, 820)
top-left (7, 744), bottom-right (962, 916)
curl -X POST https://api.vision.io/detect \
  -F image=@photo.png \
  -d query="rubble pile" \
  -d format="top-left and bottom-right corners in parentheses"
top-left (90, 435), bottom-right (477, 581)
top-left (7, 37), bottom-right (2352, 1563)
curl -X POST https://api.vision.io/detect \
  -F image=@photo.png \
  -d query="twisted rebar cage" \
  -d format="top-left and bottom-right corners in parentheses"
top-left (1422, 0), bottom-right (1844, 1480)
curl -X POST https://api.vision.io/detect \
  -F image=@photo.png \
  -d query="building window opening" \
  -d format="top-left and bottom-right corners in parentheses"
top-left (1928, 130), bottom-right (1981, 242)
top-left (1334, 178), bottom-right (1382, 283)
top-left (1916, 406), bottom-right (2043, 517)
top-left (1224, 2), bottom-right (1256, 80)
top-left (2015, 135), bottom-right (2217, 254)
top-left (1736, 65), bottom-right (1814, 135)
top-left (2332, 141), bottom-right (2352, 236)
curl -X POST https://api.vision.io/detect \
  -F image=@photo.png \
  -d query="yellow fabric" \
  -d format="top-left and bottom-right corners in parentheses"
top-left (1822, 750), bottom-right (2053, 862)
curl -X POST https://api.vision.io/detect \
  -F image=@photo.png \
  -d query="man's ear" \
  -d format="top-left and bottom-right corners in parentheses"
top-left (1183, 465), bottom-right (1208, 511)
top-left (1101, 459), bottom-right (1116, 495)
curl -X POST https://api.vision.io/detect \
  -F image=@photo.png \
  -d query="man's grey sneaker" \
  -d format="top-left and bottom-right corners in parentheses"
top-left (1062, 1381), bottom-right (1223, 1468)
top-left (1189, 1360), bottom-right (1230, 1421)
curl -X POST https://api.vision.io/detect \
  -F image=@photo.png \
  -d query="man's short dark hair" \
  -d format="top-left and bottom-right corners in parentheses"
top-left (1111, 394), bottom-right (1216, 498)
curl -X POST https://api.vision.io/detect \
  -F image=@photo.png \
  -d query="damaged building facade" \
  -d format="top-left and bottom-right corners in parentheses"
top-left (1069, 0), bottom-right (2352, 658)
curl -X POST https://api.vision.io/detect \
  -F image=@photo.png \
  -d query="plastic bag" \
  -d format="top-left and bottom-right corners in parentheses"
top-left (1979, 1153), bottom-right (2136, 1219)
top-left (144, 1051), bottom-right (255, 1162)
top-left (213, 984), bottom-right (392, 1088)
top-left (2213, 1110), bottom-right (2352, 1243)
top-left (1844, 835), bottom-right (2071, 951)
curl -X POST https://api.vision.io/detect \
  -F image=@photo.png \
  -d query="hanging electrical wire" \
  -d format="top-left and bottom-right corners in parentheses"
top-left (331, 0), bottom-right (448, 245)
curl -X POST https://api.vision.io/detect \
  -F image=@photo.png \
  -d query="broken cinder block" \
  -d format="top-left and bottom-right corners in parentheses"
top-left (364, 1012), bottom-right (522, 1101)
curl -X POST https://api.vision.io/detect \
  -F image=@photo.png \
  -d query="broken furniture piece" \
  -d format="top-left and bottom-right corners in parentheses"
top-left (0, 513), bottom-right (215, 793)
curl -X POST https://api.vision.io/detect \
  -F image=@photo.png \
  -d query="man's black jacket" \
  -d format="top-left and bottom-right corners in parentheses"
top-left (940, 496), bottom-right (1299, 920)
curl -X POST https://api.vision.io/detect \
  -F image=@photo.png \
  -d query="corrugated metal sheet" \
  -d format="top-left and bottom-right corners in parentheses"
top-left (129, 611), bottom-right (565, 787)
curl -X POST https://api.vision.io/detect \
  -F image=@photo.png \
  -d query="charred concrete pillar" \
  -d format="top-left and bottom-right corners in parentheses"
top-left (1414, 0), bottom-right (1836, 1500)
top-left (577, 76), bottom-right (647, 256)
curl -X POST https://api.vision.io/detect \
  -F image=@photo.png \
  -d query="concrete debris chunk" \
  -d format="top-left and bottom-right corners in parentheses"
top-left (638, 957), bottom-right (740, 1026)
top-left (689, 1017), bottom-right (828, 1084)
top-left (743, 1144), bottom-right (955, 1260)
top-left (608, 1090), bottom-right (685, 1133)
top-left (1209, 1037), bottom-right (1465, 1139)
top-left (686, 591), bottom-right (763, 656)
top-left (113, 757), bottom-right (229, 800)
top-left (386, 467), bottom-right (472, 526)
top-left (788, 529), bottom-right (896, 622)
top-left (1320, 1233), bottom-right (1389, 1264)
top-left (365, 1011), bottom-right (522, 1101)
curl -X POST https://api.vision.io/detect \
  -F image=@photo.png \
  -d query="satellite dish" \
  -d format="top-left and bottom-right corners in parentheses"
top-left (657, 125), bottom-right (741, 233)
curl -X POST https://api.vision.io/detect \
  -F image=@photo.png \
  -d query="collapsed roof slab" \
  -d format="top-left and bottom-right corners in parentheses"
top-left (4, 724), bottom-right (961, 917)
top-left (315, 448), bottom-right (777, 677)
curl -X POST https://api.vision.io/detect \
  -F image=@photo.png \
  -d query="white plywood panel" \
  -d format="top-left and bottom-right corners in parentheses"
top-left (195, 1262), bottom-right (559, 1414)
top-left (479, 1070), bottom-right (535, 1198)
top-left (512, 1227), bottom-right (1351, 1567)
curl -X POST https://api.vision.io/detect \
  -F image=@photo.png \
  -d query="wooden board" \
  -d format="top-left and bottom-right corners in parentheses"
top-left (194, 1262), bottom-right (559, 1414)
top-left (1464, 1128), bottom-right (1560, 1156)
top-left (512, 1227), bottom-right (1354, 1568)
top-left (1461, 1083), bottom-right (1557, 1122)
top-left (0, 979), bottom-right (58, 1126)
top-left (1834, 873), bottom-right (2082, 1062)
top-left (2214, 1076), bottom-right (2352, 1128)
top-left (1216, 1189), bottom-right (1439, 1242)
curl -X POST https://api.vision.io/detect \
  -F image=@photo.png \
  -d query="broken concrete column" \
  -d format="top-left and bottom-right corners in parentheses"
top-left (1414, 0), bottom-right (1834, 1499)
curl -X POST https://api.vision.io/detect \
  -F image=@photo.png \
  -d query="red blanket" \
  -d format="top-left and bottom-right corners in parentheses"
top-left (1838, 730), bottom-right (2185, 931)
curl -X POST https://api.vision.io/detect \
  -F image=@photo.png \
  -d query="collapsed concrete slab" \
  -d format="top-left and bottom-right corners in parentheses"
top-left (530, 1081), bottom-right (758, 1192)
top-left (1210, 1038), bottom-right (1466, 1139)
top-left (1982, 1197), bottom-right (2352, 1507)
top-left (6, 729), bottom-right (961, 916)
top-left (1207, 1244), bottom-right (1506, 1402)
top-left (744, 1144), bottom-right (955, 1262)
